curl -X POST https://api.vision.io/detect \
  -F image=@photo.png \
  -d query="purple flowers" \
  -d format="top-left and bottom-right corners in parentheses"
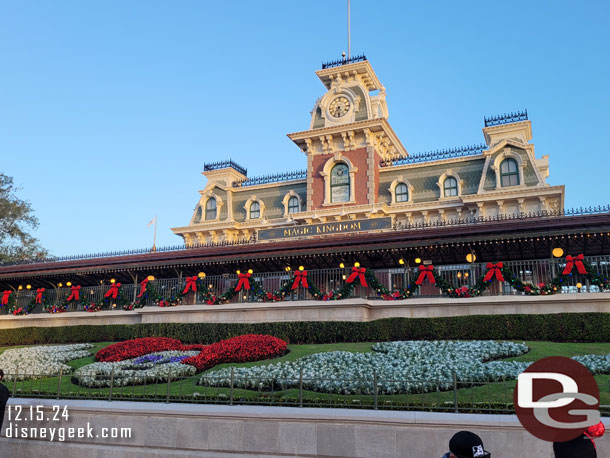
top-left (134, 354), bottom-right (190, 365)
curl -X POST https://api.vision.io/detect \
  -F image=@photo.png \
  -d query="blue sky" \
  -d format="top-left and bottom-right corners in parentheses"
top-left (1, 1), bottom-right (608, 256)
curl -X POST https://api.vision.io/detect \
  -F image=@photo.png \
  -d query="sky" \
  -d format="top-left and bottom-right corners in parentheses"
top-left (1, 0), bottom-right (609, 257)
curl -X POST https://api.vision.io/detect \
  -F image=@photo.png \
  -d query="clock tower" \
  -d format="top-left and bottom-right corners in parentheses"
top-left (287, 56), bottom-right (407, 216)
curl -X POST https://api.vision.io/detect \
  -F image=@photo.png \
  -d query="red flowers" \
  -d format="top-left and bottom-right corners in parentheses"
top-left (95, 334), bottom-right (286, 372)
top-left (96, 337), bottom-right (186, 362)
top-left (181, 334), bottom-right (287, 372)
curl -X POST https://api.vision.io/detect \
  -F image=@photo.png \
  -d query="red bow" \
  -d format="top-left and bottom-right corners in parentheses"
top-left (35, 288), bottom-right (45, 304)
top-left (455, 286), bottom-right (470, 297)
top-left (483, 262), bottom-right (504, 282)
top-left (346, 267), bottom-right (368, 287)
top-left (291, 270), bottom-right (309, 290)
top-left (137, 279), bottom-right (149, 298)
top-left (415, 265), bottom-right (436, 285)
top-left (104, 282), bottom-right (121, 299)
top-left (1, 290), bottom-right (12, 305)
top-left (66, 285), bottom-right (81, 302)
top-left (563, 254), bottom-right (587, 275)
top-left (12, 307), bottom-right (23, 316)
top-left (182, 276), bottom-right (198, 294)
top-left (235, 273), bottom-right (251, 291)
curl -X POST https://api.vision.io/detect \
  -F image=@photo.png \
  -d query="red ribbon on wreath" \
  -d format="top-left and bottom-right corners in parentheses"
top-left (137, 279), bottom-right (149, 298)
top-left (182, 276), bottom-right (198, 294)
top-left (455, 286), bottom-right (470, 297)
top-left (35, 288), bottom-right (45, 304)
top-left (415, 265), bottom-right (436, 285)
top-left (562, 254), bottom-right (587, 275)
top-left (291, 270), bottom-right (309, 290)
top-left (235, 272), bottom-right (251, 291)
top-left (104, 282), bottom-right (121, 299)
top-left (12, 307), bottom-right (23, 316)
top-left (1, 290), bottom-right (12, 305)
top-left (483, 262), bottom-right (504, 282)
top-left (66, 285), bottom-right (81, 302)
top-left (346, 267), bottom-right (368, 287)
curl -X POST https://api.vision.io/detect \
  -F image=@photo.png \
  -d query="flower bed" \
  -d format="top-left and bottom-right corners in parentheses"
top-left (200, 340), bottom-right (530, 394)
top-left (72, 350), bottom-right (199, 388)
top-left (73, 334), bottom-right (286, 387)
top-left (95, 335), bottom-right (285, 369)
top-left (182, 334), bottom-right (287, 371)
top-left (0, 344), bottom-right (93, 381)
top-left (95, 337), bottom-right (206, 362)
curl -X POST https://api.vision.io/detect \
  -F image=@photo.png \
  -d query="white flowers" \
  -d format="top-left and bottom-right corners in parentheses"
top-left (200, 340), bottom-right (531, 395)
top-left (0, 344), bottom-right (93, 381)
top-left (573, 354), bottom-right (610, 374)
top-left (72, 351), bottom-right (198, 387)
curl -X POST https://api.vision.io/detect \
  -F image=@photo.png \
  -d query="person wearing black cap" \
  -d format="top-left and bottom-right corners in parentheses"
top-left (442, 431), bottom-right (491, 458)
top-left (553, 434), bottom-right (596, 458)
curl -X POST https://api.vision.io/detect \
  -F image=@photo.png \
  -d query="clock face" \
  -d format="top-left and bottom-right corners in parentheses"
top-left (329, 96), bottom-right (350, 118)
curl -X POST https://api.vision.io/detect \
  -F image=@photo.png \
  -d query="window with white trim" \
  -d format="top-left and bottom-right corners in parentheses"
top-left (249, 201), bottom-right (260, 219)
top-left (443, 177), bottom-right (458, 197)
top-left (330, 163), bottom-right (350, 203)
top-left (288, 196), bottom-right (299, 214)
top-left (205, 198), bottom-right (217, 220)
top-left (500, 158), bottom-right (520, 186)
top-left (395, 183), bottom-right (408, 202)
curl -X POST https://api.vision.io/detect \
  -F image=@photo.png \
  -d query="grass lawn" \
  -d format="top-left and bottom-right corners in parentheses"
top-left (2, 340), bottom-right (609, 412)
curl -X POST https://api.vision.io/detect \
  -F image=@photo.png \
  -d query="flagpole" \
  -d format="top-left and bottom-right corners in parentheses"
top-left (152, 216), bottom-right (157, 252)
top-left (347, 0), bottom-right (351, 60)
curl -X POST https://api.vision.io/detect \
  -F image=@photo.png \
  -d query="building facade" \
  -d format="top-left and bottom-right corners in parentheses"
top-left (172, 57), bottom-right (564, 245)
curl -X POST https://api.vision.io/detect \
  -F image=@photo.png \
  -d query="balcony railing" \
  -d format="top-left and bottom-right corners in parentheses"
top-left (203, 159), bottom-right (248, 176)
top-left (3, 255), bottom-right (609, 316)
top-left (232, 169), bottom-right (307, 187)
top-left (1, 205), bottom-right (609, 267)
top-left (484, 110), bottom-right (528, 127)
top-left (321, 54), bottom-right (367, 69)
top-left (380, 144), bottom-right (487, 167)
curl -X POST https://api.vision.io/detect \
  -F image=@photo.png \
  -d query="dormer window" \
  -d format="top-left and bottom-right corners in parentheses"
top-left (443, 177), bottom-right (458, 197)
top-left (330, 163), bottom-right (350, 203)
top-left (500, 158), bottom-right (520, 187)
top-left (395, 183), bottom-right (408, 203)
top-left (288, 196), bottom-right (299, 214)
top-left (205, 197), bottom-right (217, 220)
top-left (249, 201), bottom-right (260, 219)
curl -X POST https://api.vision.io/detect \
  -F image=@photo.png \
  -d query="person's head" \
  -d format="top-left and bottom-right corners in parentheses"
top-left (553, 434), bottom-right (596, 458)
top-left (446, 431), bottom-right (491, 458)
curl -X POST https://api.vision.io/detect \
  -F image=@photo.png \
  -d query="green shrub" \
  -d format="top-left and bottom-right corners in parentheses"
top-left (0, 313), bottom-right (609, 347)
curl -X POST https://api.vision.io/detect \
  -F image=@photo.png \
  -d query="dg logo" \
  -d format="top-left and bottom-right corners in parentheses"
top-left (514, 356), bottom-right (600, 442)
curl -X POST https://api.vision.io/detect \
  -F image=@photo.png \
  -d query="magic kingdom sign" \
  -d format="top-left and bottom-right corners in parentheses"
top-left (257, 217), bottom-right (392, 241)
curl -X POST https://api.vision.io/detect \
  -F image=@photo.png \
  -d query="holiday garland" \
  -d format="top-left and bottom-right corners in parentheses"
top-left (125, 278), bottom-right (164, 310)
top-left (7, 255), bottom-right (609, 317)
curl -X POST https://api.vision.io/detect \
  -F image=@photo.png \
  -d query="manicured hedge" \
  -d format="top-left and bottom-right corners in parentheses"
top-left (0, 313), bottom-right (609, 347)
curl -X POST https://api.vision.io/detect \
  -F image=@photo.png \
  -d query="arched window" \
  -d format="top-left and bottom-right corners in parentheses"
top-left (250, 201), bottom-right (260, 219)
top-left (395, 183), bottom-right (408, 203)
top-left (194, 205), bottom-right (202, 223)
top-left (330, 163), bottom-right (350, 203)
top-left (500, 158), bottom-right (519, 187)
top-left (205, 197), bottom-right (217, 220)
top-left (443, 177), bottom-right (458, 197)
top-left (288, 196), bottom-right (299, 214)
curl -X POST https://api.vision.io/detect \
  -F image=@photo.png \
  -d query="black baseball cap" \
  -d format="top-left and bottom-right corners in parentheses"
top-left (449, 431), bottom-right (491, 458)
